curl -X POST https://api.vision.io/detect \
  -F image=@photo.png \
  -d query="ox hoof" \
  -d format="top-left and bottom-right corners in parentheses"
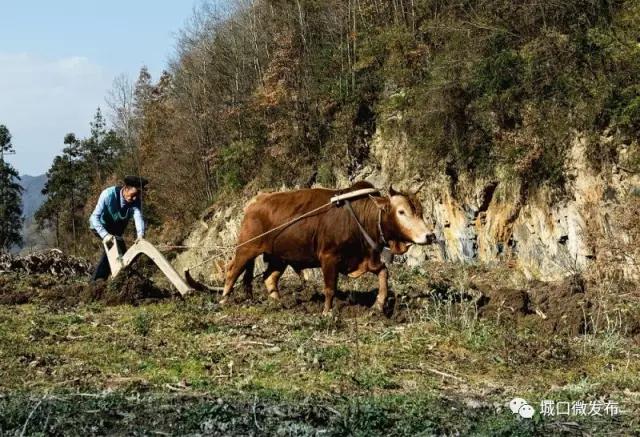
top-left (219, 297), bottom-right (229, 306)
top-left (372, 301), bottom-right (385, 313)
top-left (268, 291), bottom-right (281, 301)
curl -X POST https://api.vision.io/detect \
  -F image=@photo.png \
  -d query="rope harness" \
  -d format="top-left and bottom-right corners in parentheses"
top-left (343, 199), bottom-right (394, 265)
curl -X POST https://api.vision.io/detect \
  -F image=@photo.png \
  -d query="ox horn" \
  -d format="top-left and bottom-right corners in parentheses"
top-left (411, 180), bottom-right (426, 195)
top-left (388, 184), bottom-right (399, 196)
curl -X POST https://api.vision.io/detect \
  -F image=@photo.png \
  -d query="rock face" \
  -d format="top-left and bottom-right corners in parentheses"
top-left (175, 132), bottom-right (639, 284)
top-left (354, 132), bottom-right (639, 281)
top-left (174, 201), bottom-right (248, 284)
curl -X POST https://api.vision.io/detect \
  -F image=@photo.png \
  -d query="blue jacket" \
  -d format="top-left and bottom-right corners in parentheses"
top-left (89, 186), bottom-right (145, 238)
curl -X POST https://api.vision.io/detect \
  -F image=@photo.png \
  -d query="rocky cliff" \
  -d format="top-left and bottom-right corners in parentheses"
top-left (357, 132), bottom-right (639, 281)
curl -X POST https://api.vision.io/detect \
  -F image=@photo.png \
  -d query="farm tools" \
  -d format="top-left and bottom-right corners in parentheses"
top-left (103, 237), bottom-right (192, 296)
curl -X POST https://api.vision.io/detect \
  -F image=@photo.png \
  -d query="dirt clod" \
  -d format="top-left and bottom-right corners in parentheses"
top-left (0, 250), bottom-right (91, 277)
top-left (0, 255), bottom-right (173, 307)
top-left (83, 266), bottom-right (173, 305)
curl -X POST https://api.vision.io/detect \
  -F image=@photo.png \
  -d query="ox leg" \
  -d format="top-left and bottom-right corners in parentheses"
top-left (320, 257), bottom-right (338, 315)
top-left (263, 256), bottom-right (286, 300)
top-left (221, 249), bottom-right (256, 304)
top-left (243, 258), bottom-right (255, 299)
top-left (264, 270), bottom-right (283, 300)
top-left (373, 267), bottom-right (389, 313)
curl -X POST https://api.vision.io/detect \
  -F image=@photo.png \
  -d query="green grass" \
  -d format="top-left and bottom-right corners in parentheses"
top-left (0, 271), bottom-right (639, 434)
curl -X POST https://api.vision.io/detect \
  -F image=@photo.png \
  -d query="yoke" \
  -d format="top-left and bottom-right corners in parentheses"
top-left (103, 237), bottom-right (192, 296)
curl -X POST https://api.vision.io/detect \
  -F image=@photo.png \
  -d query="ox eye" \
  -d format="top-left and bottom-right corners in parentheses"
top-left (398, 210), bottom-right (406, 216)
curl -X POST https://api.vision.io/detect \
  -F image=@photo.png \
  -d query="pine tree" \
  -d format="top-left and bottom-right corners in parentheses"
top-left (38, 136), bottom-right (88, 253)
top-left (0, 125), bottom-right (24, 251)
top-left (79, 108), bottom-right (123, 182)
top-left (134, 66), bottom-right (153, 121)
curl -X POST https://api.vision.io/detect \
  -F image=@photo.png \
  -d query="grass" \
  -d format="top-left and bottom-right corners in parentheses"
top-left (0, 390), bottom-right (587, 436)
top-left (0, 267), bottom-right (639, 434)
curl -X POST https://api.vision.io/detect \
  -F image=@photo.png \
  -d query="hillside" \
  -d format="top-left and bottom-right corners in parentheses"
top-left (160, 0), bottom-right (640, 284)
top-left (144, 0), bottom-right (640, 286)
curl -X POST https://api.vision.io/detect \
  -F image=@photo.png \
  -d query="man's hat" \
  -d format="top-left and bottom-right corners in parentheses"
top-left (124, 175), bottom-right (149, 189)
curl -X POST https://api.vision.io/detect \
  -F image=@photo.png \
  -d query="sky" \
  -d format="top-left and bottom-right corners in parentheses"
top-left (0, 1), bottom-right (205, 176)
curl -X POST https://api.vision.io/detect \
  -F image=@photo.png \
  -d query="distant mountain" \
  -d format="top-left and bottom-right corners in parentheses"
top-left (18, 174), bottom-right (53, 252)
top-left (20, 174), bottom-right (47, 220)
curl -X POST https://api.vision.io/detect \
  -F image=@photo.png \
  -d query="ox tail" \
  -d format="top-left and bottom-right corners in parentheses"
top-left (185, 269), bottom-right (207, 291)
top-left (184, 269), bottom-right (224, 293)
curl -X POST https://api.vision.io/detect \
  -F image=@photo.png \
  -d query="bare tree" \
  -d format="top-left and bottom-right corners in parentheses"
top-left (105, 74), bottom-right (137, 150)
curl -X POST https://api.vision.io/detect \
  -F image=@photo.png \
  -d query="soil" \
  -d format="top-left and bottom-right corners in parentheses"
top-left (1, 254), bottom-right (638, 337)
top-left (0, 250), bottom-right (91, 277)
top-left (0, 257), bottom-right (172, 308)
top-left (477, 275), bottom-right (591, 336)
top-left (208, 267), bottom-right (639, 337)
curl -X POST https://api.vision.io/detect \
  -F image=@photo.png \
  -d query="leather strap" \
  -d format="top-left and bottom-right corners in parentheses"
top-left (344, 199), bottom-right (380, 252)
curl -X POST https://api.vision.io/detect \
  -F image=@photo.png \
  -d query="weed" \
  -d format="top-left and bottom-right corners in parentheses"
top-left (133, 311), bottom-right (152, 337)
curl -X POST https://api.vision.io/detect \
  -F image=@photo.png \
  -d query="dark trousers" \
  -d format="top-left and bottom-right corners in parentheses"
top-left (92, 231), bottom-right (127, 281)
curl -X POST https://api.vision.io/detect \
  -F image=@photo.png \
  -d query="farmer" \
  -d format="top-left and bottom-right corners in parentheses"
top-left (89, 176), bottom-right (148, 281)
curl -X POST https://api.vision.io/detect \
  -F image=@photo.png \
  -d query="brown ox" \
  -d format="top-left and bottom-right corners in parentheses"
top-left (221, 181), bottom-right (433, 313)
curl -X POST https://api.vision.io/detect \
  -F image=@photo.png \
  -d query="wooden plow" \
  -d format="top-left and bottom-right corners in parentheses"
top-left (103, 237), bottom-right (192, 296)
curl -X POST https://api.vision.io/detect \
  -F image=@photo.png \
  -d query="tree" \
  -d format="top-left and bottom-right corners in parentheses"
top-left (0, 125), bottom-right (24, 251)
top-left (133, 66), bottom-right (153, 122)
top-left (37, 151), bottom-right (82, 252)
top-left (106, 74), bottom-right (136, 149)
top-left (82, 108), bottom-right (123, 182)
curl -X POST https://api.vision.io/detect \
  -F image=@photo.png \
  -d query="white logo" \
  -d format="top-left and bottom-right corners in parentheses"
top-left (510, 398), bottom-right (535, 418)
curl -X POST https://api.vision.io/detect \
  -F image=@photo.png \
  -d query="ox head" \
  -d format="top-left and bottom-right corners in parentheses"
top-left (371, 185), bottom-right (435, 250)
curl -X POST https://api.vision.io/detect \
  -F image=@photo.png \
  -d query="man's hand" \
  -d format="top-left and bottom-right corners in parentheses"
top-left (102, 234), bottom-right (115, 245)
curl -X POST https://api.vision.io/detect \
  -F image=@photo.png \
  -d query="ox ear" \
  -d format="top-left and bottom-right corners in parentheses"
top-left (369, 194), bottom-right (389, 211)
top-left (388, 184), bottom-right (399, 197)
